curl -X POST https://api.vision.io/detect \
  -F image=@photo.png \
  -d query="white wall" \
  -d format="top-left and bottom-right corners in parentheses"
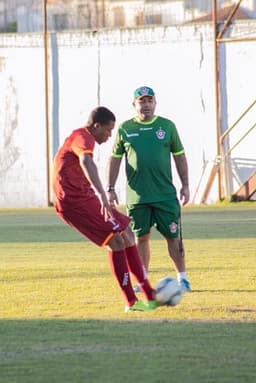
top-left (0, 22), bottom-right (255, 207)
top-left (0, 36), bottom-right (47, 207)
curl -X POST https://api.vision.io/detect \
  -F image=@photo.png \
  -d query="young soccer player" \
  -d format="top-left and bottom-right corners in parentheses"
top-left (52, 106), bottom-right (159, 312)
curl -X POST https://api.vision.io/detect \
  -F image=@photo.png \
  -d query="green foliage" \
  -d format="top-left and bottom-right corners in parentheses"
top-left (0, 204), bottom-right (256, 382)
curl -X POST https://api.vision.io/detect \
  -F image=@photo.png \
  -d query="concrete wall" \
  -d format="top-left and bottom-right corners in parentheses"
top-left (0, 22), bottom-right (255, 207)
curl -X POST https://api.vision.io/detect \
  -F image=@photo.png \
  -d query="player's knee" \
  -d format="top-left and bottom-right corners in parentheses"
top-left (119, 225), bottom-right (137, 247)
top-left (108, 232), bottom-right (125, 251)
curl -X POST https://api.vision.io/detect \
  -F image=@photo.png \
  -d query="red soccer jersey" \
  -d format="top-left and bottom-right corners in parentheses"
top-left (52, 127), bottom-right (96, 211)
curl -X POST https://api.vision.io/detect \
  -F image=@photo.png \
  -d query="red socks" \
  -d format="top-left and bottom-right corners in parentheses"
top-left (125, 245), bottom-right (155, 301)
top-left (108, 249), bottom-right (137, 306)
top-left (108, 246), bottom-right (155, 305)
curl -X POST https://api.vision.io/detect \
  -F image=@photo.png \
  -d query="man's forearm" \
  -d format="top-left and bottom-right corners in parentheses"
top-left (107, 156), bottom-right (122, 188)
top-left (80, 155), bottom-right (105, 196)
top-left (174, 154), bottom-right (189, 187)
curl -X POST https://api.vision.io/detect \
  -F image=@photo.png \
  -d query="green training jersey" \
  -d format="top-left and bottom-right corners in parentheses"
top-left (112, 115), bottom-right (185, 204)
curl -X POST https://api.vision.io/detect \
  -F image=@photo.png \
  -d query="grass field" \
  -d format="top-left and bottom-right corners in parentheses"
top-left (0, 203), bottom-right (256, 382)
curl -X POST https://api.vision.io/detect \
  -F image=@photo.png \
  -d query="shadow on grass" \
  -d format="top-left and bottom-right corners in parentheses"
top-left (0, 319), bottom-right (256, 383)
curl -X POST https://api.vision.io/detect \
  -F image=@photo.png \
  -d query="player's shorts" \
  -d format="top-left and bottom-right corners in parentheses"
top-left (127, 199), bottom-right (181, 238)
top-left (55, 196), bottom-right (130, 247)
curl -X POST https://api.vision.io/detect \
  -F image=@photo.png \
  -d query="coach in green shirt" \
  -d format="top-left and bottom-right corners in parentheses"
top-left (107, 86), bottom-right (191, 293)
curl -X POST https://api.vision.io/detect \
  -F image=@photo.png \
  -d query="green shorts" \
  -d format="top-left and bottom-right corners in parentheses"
top-left (127, 199), bottom-right (181, 238)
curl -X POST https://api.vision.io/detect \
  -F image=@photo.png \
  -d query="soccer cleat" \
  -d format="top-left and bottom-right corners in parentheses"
top-left (147, 300), bottom-right (160, 310)
top-left (179, 278), bottom-right (191, 292)
top-left (133, 284), bottom-right (141, 293)
top-left (125, 300), bottom-right (159, 313)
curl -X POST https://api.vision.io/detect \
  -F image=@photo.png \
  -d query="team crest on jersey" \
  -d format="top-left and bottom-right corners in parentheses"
top-left (156, 127), bottom-right (165, 139)
top-left (169, 222), bottom-right (178, 234)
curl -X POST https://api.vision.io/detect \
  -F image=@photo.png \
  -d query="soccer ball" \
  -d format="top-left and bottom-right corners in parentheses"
top-left (155, 277), bottom-right (182, 306)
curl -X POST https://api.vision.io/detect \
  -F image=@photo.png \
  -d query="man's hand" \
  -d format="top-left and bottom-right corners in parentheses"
top-left (98, 193), bottom-right (115, 221)
top-left (180, 185), bottom-right (190, 206)
top-left (107, 190), bottom-right (119, 207)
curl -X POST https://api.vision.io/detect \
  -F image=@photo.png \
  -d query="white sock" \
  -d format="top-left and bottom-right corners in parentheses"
top-left (177, 272), bottom-right (187, 282)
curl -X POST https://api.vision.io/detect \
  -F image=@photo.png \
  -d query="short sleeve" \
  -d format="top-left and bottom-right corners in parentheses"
top-left (71, 129), bottom-right (94, 157)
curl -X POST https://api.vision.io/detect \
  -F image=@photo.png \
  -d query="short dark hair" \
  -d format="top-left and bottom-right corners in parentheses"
top-left (87, 106), bottom-right (116, 127)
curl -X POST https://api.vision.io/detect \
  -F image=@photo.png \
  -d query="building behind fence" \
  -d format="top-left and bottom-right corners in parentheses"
top-left (0, 1), bottom-right (256, 32)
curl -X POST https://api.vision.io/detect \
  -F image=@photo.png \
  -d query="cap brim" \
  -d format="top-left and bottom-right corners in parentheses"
top-left (135, 94), bottom-right (154, 99)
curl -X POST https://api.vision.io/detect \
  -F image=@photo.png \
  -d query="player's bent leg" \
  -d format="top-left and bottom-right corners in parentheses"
top-left (106, 233), bottom-right (138, 307)
top-left (125, 245), bottom-right (155, 302)
top-left (121, 229), bottom-right (158, 307)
